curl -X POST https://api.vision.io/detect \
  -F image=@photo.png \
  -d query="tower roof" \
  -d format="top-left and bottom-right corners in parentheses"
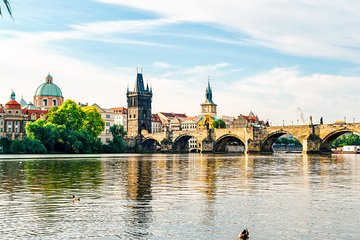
top-left (5, 91), bottom-right (21, 109)
top-left (129, 70), bottom-right (152, 94)
top-left (134, 73), bottom-right (145, 92)
top-left (20, 96), bottom-right (27, 107)
top-left (34, 73), bottom-right (63, 97)
top-left (203, 80), bottom-right (215, 104)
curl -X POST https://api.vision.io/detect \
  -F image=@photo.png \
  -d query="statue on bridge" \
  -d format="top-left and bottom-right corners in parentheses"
top-left (320, 117), bottom-right (323, 125)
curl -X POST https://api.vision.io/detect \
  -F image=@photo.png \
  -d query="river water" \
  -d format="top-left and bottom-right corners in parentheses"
top-left (0, 153), bottom-right (359, 240)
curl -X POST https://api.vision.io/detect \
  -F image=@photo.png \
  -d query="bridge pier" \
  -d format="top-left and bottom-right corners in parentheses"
top-left (301, 134), bottom-right (322, 154)
top-left (201, 139), bottom-right (214, 153)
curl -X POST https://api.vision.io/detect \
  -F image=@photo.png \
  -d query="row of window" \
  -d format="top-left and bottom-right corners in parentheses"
top-left (41, 99), bottom-right (57, 107)
top-left (0, 127), bottom-right (21, 133)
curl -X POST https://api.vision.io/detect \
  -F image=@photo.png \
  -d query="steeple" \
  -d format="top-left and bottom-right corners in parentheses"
top-left (205, 80), bottom-right (214, 104)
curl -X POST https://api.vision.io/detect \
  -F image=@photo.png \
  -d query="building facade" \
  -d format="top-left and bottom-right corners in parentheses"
top-left (34, 73), bottom-right (64, 110)
top-left (112, 107), bottom-right (128, 130)
top-left (0, 92), bottom-right (27, 140)
top-left (92, 104), bottom-right (114, 143)
top-left (127, 72), bottom-right (152, 137)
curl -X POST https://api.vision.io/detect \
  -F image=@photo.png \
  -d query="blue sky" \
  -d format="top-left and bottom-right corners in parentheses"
top-left (1, 0), bottom-right (360, 125)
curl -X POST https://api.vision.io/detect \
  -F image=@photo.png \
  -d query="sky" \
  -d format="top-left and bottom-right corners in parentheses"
top-left (1, 0), bottom-right (360, 125)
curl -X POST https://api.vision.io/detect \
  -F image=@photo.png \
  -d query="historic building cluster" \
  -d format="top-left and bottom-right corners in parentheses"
top-left (126, 71), bottom-right (267, 140)
top-left (1, 70), bottom-right (267, 146)
top-left (0, 74), bottom-right (63, 140)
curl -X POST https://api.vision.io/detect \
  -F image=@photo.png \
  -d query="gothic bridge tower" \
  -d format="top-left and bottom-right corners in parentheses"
top-left (127, 70), bottom-right (152, 137)
top-left (201, 80), bottom-right (217, 117)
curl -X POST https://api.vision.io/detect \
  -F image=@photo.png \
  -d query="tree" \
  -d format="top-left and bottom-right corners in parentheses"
top-left (26, 120), bottom-right (62, 152)
top-left (82, 106), bottom-right (105, 138)
top-left (0, 0), bottom-right (12, 18)
top-left (104, 124), bottom-right (127, 153)
top-left (26, 99), bottom-right (104, 154)
top-left (212, 119), bottom-right (226, 128)
top-left (10, 137), bottom-right (47, 154)
top-left (46, 100), bottom-right (85, 131)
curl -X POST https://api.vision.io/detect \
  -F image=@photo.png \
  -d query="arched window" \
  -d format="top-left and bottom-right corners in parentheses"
top-left (53, 99), bottom-right (57, 106)
top-left (43, 99), bottom-right (48, 106)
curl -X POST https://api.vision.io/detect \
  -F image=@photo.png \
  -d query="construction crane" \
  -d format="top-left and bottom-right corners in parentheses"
top-left (297, 107), bottom-right (307, 125)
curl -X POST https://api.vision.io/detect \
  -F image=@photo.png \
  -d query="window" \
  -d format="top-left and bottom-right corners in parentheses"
top-left (53, 99), bottom-right (57, 106)
top-left (106, 122), bottom-right (110, 126)
top-left (106, 138), bottom-right (110, 143)
top-left (8, 111), bottom-right (12, 113)
top-left (0, 128), bottom-right (2, 132)
top-left (106, 114), bottom-right (110, 119)
top-left (15, 111), bottom-right (18, 114)
top-left (43, 99), bottom-right (48, 106)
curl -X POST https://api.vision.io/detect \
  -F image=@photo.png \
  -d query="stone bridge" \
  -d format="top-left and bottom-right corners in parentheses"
top-left (129, 123), bottom-right (360, 154)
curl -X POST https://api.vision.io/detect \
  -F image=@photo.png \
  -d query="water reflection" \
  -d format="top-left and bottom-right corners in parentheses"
top-left (0, 154), bottom-right (360, 239)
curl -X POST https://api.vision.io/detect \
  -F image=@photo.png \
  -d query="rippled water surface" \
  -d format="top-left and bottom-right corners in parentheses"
top-left (1, 153), bottom-right (360, 239)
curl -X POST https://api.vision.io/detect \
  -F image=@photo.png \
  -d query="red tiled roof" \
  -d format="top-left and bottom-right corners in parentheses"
top-left (5, 100), bottom-right (21, 109)
top-left (22, 109), bottom-right (48, 120)
top-left (111, 107), bottom-right (127, 113)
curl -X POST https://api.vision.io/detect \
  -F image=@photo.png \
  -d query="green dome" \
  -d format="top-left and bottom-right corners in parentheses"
top-left (34, 74), bottom-right (63, 97)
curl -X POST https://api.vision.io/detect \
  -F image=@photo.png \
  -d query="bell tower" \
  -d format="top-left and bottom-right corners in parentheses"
top-left (127, 70), bottom-right (152, 137)
top-left (201, 80), bottom-right (217, 117)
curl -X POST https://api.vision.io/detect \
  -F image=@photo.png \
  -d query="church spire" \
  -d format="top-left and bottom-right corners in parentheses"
top-left (205, 79), bottom-right (213, 104)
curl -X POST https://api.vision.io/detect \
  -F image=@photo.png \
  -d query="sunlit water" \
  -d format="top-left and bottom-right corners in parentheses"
top-left (1, 153), bottom-right (360, 240)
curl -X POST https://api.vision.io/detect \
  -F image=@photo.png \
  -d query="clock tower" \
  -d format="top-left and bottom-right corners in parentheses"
top-left (201, 81), bottom-right (217, 117)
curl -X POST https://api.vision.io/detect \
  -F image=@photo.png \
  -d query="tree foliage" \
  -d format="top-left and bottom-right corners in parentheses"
top-left (212, 119), bottom-right (226, 129)
top-left (275, 136), bottom-right (301, 146)
top-left (332, 133), bottom-right (360, 147)
top-left (10, 137), bottom-right (47, 154)
top-left (82, 106), bottom-right (105, 138)
top-left (103, 124), bottom-right (127, 153)
top-left (25, 100), bottom-right (105, 154)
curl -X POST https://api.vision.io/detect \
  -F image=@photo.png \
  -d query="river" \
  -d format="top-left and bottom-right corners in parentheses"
top-left (0, 153), bottom-right (359, 239)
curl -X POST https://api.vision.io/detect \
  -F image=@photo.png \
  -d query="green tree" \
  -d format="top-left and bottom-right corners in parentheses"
top-left (104, 124), bottom-right (126, 153)
top-left (26, 100), bottom-right (104, 154)
top-left (26, 120), bottom-right (62, 152)
top-left (0, 0), bottom-right (12, 18)
top-left (82, 106), bottom-right (105, 138)
top-left (46, 100), bottom-right (85, 131)
top-left (212, 119), bottom-right (226, 128)
top-left (332, 133), bottom-right (360, 147)
top-left (10, 137), bottom-right (46, 154)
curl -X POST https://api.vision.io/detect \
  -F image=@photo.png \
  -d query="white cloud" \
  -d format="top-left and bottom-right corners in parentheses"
top-left (96, 0), bottom-right (360, 63)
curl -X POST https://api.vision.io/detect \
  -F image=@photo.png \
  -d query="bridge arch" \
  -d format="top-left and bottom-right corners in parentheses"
top-left (261, 130), bottom-right (302, 153)
top-left (173, 134), bottom-right (197, 153)
top-left (320, 129), bottom-right (360, 152)
top-left (214, 134), bottom-right (245, 153)
top-left (142, 138), bottom-right (161, 153)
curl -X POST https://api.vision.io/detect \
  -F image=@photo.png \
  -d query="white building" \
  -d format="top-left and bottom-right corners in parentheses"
top-left (151, 114), bottom-right (162, 133)
top-left (112, 107), bottom-right (127, 130)
top-left (92, 104), bottom-right (114, 143)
